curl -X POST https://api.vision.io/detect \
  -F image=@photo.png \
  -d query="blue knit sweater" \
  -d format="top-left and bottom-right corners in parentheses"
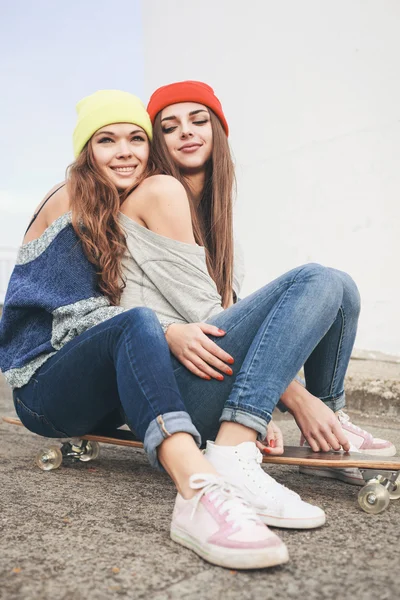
top-left (0, 212), bottom-right (123, 388)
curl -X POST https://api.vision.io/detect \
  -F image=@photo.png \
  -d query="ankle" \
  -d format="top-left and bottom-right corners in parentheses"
top-left (157, 433), bottom-right (217, 499)
top-left (215, 422), bottom-right (257, 447)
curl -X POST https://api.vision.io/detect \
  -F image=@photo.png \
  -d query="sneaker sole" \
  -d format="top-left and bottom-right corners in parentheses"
top-left (299, 465), bottom-right (364, 486)
top-left (257, 510), bottom-right (326, 529)
top-left (170, 526), bottom-right (289, 569)
top-left (356, 446), bottom-right (397, 457)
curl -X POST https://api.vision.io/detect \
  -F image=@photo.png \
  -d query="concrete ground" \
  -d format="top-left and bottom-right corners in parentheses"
top-left (1, 369), bottom-right (400, 600)
top-left (345, 353), bottom-right (400, 420)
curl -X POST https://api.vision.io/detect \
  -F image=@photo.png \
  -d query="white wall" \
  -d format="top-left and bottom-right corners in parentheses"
top-left (142, 0), bottom-right (400, 355)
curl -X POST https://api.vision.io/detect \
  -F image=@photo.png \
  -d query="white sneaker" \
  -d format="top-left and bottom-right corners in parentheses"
top-left (170, 473), bottom-right (289, 569)
top-left (204, 442), bottom-right (326, 529)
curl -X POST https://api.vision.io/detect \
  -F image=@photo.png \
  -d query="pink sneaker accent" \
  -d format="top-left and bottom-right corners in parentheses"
top-left (336, 411), bottom-right (396, 456)
top-left (201, 494), bottom-right (273, 549)
top-left (170, 474), bottom-right (289, 569)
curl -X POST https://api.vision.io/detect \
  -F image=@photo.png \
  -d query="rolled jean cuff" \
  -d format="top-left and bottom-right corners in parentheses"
top-left (321, 391), bottom-right (346, 412)
top-left (219, 407), bottom-right (271, 441)
top-left (277, 374), bottom-right (305, 413)
top-left (144, 411), bottom-right (202, 470)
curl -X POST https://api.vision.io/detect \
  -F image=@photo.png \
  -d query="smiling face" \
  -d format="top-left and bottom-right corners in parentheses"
top-left (90, 122), bottom-right (150, 190)
top-left (160, 102), bottom-right (213, 174)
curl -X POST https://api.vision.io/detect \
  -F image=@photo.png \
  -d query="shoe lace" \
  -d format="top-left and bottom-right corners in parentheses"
top-left (189, 473), bottom-right (259, 526)
top-left (337, 410), bottom-right (367, 435)
top-left (238, 447), bottom-right (299, 498)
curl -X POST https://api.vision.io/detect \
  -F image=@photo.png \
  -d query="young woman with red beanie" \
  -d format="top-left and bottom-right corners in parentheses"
top-left (118, 81), bottom-right (395, 528)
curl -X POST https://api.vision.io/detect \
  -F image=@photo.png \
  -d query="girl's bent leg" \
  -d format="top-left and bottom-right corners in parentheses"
top-left (221, 265), bottom-right (343, 436)
top-left (15, 308), bottom-right (200, 469)
top-left (173, 264), bottom-right (344, 441)
top-left (303, 268), bottom-right (361, 411)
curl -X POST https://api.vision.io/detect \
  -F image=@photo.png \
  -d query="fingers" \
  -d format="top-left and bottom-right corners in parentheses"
top-left (196, 345), bottom-right (234, 377)
top-left (179, 358), bottom-right (212, 380)
top-left (184, 352), bottom-right (224, 380)
top-left (196, 323), bottom-right (227, 337)
top-left (313, 433), bottom-right (333, 453)
top-left (263, 422), bottom-right (284, 455)
top-left (182, 345), bottom-right (232, 380)
top-left (202, 336), bottom-right (234, 366)
top-left (273, 424), bottom-right (284, 450)
top-left (332, 422), bottom-right (351, 451)
top-left (196, 324), bottom-right (235, 365)
top-left (305, 434), bottom-right (321, 453)
top-left (316, 421), bottom-right (350, 452)
top-left (306, 426), bottom-right (350, 453)
top-left (256, 441), bottom-right (284, 456)
top-left (180, 327), bottom-right (234, 380)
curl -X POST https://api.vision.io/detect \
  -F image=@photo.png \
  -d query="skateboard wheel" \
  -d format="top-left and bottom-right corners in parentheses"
top-left (78, 441), bottom-right (100, 462)
top-left (35, 445), bottom-right (63, 471)
top-left (358, 482), bottom-right (390, 514)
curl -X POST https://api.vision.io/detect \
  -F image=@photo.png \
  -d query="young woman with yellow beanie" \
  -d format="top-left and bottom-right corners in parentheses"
top-left (119, 81), bottom-right (395, 525)
top-left (0, 90), bottom-right (290, 570)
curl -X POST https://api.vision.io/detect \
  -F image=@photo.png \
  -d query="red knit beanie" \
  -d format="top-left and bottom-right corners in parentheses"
top-left (147, 80), bottom-right (229, 136)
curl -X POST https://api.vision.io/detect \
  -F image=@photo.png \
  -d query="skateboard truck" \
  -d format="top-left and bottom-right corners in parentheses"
top-left (62, 439), bottom-right (100, 461)
top-left (35, 439), bottom-right (100, 470)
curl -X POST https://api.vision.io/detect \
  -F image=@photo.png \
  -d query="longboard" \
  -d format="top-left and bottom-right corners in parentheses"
top-left (3, 416), bottom-right (400, 514)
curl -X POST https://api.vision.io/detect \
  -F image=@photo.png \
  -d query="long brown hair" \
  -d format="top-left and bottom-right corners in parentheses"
top-left (67, 142), bottom-right (151, 305)
top-left (151, 110), bottom-right (235, 307)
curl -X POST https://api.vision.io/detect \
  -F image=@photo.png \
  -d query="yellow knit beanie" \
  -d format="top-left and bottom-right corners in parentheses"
top-left (73, 90), bottom-right (153, 158)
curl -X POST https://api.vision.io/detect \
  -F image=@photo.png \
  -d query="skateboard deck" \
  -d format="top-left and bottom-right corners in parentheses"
top-left (3, 416), bottom-right (400, 514)
top-left (261, 444), bottom-right (400, 470)
top-left (2, 416), bottom-right (144, 448)
top-left (4, 415), bottom-right (399, 468)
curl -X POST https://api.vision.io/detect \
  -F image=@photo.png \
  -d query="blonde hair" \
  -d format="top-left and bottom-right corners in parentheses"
top-left (67, 142), bottom-right (153, 305)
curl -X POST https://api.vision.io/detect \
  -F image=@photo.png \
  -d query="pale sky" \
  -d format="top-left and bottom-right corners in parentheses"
top-left (0, 0), bottom-right (144, 246)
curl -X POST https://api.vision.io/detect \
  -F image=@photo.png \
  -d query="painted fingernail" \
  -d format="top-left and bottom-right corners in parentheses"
top-left (216, 374), bottom-right (224, 381)
top-left (227, 357), bottom-right (235, 364)
top-left (226, 367), bottom-right (233, 376)
top-left (270, 440), bottom-right (275, 448)
top-left (263, 448), bottom-right (271, 453)
top-left (204, 375), bottom-right (211, 380)
top-left (218, 329), bottom-right (226, 334)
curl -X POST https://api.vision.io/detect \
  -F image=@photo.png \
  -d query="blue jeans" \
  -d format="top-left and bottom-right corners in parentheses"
top-left (13, 308), bottom-right (200, 468)
top-left (171, 264), bottom-right (360, 442)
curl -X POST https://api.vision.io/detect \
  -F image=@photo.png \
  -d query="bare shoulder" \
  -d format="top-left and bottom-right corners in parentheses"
top-left (122, 175), bottom-right (195, 243)
top-left (23, 182), bottom-right (70, 244)
top-left (141, 174), bottom-right (187, 196)
top-left (124, 175), bottom-right (187, 207)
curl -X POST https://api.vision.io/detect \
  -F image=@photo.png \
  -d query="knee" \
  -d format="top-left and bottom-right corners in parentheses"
top-left (297, 263), bottom-right (340, 289)
top-left (297, 263), bottom-right (343, 309)
top-left (120, 307), bottom-right (161, 333)
top-left (329, 269), bottom-right (361, 318)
